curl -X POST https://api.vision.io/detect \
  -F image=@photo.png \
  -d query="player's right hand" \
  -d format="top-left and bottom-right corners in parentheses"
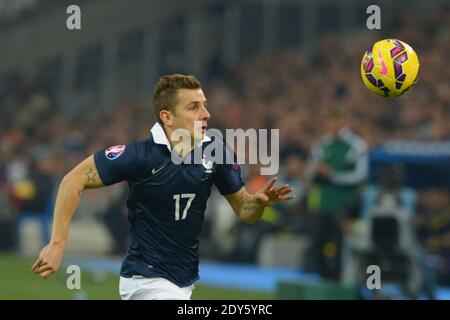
top-left (31, 242), bottom-right (65, 279)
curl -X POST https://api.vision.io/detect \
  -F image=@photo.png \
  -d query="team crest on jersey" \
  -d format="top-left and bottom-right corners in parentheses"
top-left (105, 145), bottom-right (126, 160)
top-left (202, 158), bottom-right (213, 173)
top-left (201, 157), bottom-right (214, 181)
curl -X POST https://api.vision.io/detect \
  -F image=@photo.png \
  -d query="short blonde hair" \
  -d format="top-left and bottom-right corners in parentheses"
top-left (152, 74), bottom-right (201, 124)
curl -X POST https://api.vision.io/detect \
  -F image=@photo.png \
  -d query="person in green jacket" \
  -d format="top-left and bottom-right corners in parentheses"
top-left (305, 111), bottom-right (369, 280)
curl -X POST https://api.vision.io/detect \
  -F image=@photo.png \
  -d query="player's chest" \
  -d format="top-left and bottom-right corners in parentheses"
top-left (136, 160), bottom-right (214, 193)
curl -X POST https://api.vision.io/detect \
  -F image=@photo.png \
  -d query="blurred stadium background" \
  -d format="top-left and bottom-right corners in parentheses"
top-left (1, 0), bottom-right (450, 300)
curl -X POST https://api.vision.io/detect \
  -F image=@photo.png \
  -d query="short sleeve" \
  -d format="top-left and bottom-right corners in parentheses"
top-left (93, 140), bottom-right (151, 186)
top-left (212, 141), bottom-right (244, 195)
top-left (214, 162), bottom-right (245, 195)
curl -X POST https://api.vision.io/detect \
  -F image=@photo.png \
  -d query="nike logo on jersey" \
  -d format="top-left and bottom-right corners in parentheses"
top-left (152, 164), bottom-right (168, 175)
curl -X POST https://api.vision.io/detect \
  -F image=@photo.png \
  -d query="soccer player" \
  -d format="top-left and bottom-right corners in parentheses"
top-left (31, 74), bottom-right (294, 300)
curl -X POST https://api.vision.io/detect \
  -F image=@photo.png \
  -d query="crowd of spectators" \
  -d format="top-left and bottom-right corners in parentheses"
top-left (0, 4), bottom-right (449, 286)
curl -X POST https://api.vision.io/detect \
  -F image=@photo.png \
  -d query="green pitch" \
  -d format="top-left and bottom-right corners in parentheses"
top-left (0, 254), bottom-right (273, 300)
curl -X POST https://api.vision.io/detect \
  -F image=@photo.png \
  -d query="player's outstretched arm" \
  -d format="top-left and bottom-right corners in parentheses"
top-left (31, 154), bottom-right (104, 279)
top-left (224, 177), bottom-right (294, 224)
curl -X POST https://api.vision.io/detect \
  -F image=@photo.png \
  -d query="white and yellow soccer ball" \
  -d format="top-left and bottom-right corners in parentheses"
top-left (361, 39), bottom-right (420, 97)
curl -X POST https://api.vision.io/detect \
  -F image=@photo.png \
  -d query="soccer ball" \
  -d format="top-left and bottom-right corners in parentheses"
top-left (360, 39), bottom-right (420, 97)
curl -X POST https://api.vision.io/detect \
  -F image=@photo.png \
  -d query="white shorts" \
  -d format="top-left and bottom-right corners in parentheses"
top-left (119, 276), bottom-right (195, 300)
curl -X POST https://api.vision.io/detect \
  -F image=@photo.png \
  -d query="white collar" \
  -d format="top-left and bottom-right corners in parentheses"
top-left (150, 122), bottom-right (211, 152)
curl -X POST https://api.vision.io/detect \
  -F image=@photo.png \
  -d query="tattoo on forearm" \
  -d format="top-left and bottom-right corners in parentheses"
top-left (85, 168), bottom-right (97, 185)
top-left (242, 204), bottom-right (260, 212)
top-left (241, 198), bottom-right (263, 213)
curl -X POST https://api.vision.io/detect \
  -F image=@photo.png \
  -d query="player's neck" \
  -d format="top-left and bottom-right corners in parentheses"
top-left (164, 126), bottom-right (196, 157)
top-left (172, 141), bottom-right (195, 157)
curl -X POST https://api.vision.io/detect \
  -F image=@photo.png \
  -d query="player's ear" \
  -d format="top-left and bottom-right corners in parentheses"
top-left (160, 109), bottom-right (173, 127)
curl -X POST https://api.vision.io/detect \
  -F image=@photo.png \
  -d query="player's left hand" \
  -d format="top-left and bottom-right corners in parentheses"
top-left (254, 177), bottom-right (294, 206)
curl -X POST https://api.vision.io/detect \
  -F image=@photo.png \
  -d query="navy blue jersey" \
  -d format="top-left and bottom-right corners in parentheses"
top-left (93, 123), bottom-right (244, 287)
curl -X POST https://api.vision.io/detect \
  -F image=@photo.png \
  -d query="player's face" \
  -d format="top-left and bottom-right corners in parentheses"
top-left (172, 88), bottom-right (210, 140)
